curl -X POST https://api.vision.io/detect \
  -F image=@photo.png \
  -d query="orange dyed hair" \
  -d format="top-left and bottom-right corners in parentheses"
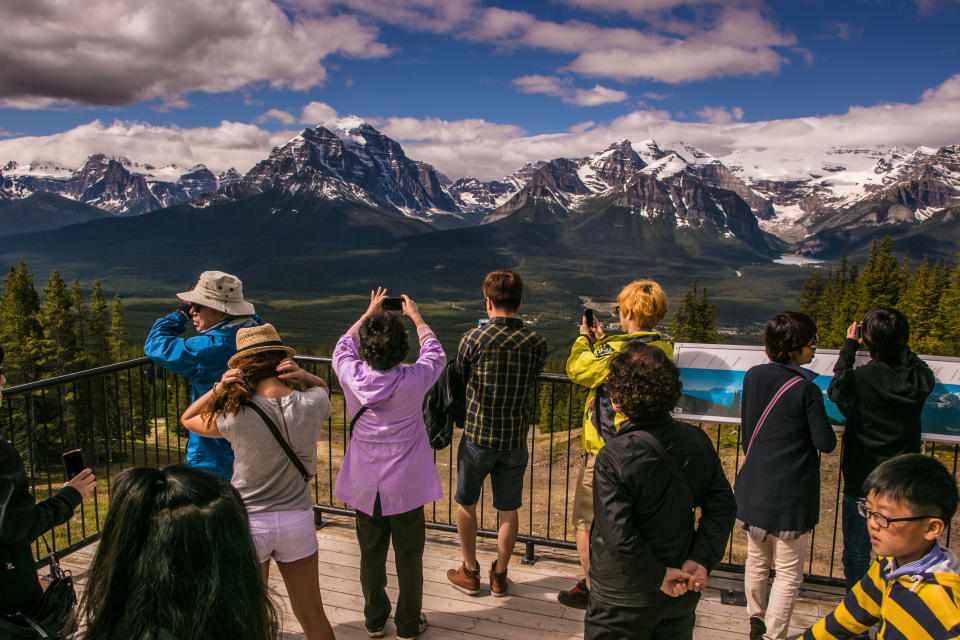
top-left (617, 280), bottom-right (668, 329)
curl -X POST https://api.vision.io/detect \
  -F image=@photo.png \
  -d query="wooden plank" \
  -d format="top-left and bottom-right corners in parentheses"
top-left (52, 519), bottom-right (848, 639)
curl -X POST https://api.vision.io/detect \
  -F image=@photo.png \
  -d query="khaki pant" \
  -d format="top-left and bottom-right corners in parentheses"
top-left (744, 533), bottom-right (809, 640)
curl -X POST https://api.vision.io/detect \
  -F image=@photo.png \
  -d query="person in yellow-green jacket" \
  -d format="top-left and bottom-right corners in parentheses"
top-left (557, 280), bottom-right (673, 609)
top-left (798, 454), bottom-right (960, 640)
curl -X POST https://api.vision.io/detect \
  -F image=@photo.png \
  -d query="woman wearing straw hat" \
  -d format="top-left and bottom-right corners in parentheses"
top-left (180, 324), bottom-right (335, 640)
top-left (145, 270), bottom-right (262, 479)
top-left (332, 288), bottom-right (445, 640)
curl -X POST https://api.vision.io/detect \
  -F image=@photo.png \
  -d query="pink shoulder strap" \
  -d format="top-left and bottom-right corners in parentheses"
top-left (743, 376), bottom-right (804, 463)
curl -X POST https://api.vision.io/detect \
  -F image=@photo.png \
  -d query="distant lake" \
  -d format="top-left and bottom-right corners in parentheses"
top-left (774, 255), bottom-right (826, 265)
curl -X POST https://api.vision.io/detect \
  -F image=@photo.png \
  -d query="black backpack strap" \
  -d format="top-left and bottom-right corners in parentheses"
top-left (244, 401), bottom-right (311, 482)
top-left (349, 406), bottom-right (368, 439)
top-left (632, 430), bottom-right (696, 513)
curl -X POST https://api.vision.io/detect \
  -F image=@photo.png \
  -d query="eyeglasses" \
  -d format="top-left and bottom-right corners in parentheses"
top-left (189, 303), bottom-right (207, 314)
top-left (856, 499), bottom-right (940, 529)
top-left (614, 305), bottom-right (620, 316)
top-left (805, 336), bottom-right (819, 348)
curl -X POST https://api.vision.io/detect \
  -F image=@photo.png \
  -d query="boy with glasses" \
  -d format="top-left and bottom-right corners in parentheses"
top-left (799, 454), bottom-right (960, 639)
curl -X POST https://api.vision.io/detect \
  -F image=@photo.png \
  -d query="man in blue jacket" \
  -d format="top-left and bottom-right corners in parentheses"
top-left (144, 271), bottom-right (261, 478)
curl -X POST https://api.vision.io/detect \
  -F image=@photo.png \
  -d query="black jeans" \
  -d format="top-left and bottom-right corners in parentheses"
top-left (584, 591), bottom-right (700, 640)
top-left (354, 494), bottom-right (426, 637)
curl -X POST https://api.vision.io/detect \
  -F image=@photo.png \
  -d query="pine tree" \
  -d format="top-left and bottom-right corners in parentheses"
top-left (931, 257), bottom-right (960, 356)
top-left (670, 281), bottom-right (719, 343)
top-left (0, 261), bottom-right (44, 380)
top-left (88, 279), bottom-right (111, 366)
top-left (109, 295), bottom-right (127, 362)
top-left (69, 279), bottom-right (88, 367)
top-left (37, 270), bottom-right (84, 376)
top-left (796, 268), bottom-right (825, 325)
top-left (856, 236), bottom-right (901, 314)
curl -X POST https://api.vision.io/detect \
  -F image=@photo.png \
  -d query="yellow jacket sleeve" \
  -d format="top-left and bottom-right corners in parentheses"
top-left (565, 335), bottom-right (610, 388)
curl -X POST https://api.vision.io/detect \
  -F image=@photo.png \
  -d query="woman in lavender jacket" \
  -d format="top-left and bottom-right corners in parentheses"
top-left (332, 288), bottom-right (445, 640)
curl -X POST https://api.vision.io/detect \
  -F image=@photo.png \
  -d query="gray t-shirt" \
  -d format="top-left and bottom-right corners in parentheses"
top-left (216, 387), bottom-right (331, 513)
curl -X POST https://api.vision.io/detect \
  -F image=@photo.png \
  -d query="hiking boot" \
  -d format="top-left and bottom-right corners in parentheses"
top-left (557, 578), bottom-right (589, 609)
top-left (490, 559), bottom-right (509, 597)
top-left (447, 562), bottom-right (481, 595)
top-left (397, 613), bottom-right (428, 639)
top-left (749, 616), bottom-right (766, 640)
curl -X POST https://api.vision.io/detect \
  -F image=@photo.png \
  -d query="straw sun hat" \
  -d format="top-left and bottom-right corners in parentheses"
top-left (228, 324), bottom-right (296, 368)
top-left (177, 270), bottom-right (255, 316)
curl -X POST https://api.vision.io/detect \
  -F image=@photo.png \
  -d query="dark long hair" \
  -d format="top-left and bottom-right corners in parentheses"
top-left (358, 310), bottom-right (409, 370)
top-left (203, 350), bottom-right (286, 425)
top-left (74, 465), bottom-right (278, 640)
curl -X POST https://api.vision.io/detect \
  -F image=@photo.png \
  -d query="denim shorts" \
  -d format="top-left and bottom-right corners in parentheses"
top-left (454, 436), bottom-right (528, 511)
top-left (248, 508), bottom-right (318, 564)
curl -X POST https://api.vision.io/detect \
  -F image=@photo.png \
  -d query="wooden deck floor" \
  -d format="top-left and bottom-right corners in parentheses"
top-left (55, 515), bottom-right (846, 639)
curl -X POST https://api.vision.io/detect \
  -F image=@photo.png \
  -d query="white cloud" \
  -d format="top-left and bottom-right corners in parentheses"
top-left (3, 74), bottom-right (959, 187)
top-left (558, 0), bottom-right (761, 17)
top-left (643, 92), bottom-right (670, 101)
top-left (0, 0), bottom-right (389, 109)
top-left (512, 75), bottom-right (627, 106)
top-left (256, 109), bottom-right (297, 125)
top-left (696, 105), bottom-right (744, 124)
top-left (0, 119), bottom-right (296, 174)
top-left (300, 101), bottom-right (339, 124)
top-left (281, 0), bottom-right (479, 32)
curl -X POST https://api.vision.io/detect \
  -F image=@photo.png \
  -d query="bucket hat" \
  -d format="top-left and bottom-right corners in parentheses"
top-left (228, 324), bottom-right (295, 368)
top-left (177, 271), bottom-right (255, 316)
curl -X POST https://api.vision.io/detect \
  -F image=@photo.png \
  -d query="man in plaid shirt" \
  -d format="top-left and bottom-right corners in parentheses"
top-left (447, 270), bottom-right (547, 598)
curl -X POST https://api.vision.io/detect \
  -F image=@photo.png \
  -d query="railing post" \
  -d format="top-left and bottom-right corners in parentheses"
top-left (314, 507), bottom-right (328, 530)
top-left (521, 541), bottom-right (538, 565)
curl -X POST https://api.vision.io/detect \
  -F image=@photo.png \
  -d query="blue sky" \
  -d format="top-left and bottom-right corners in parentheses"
top-left (1, 0), bottom-right (959, 179)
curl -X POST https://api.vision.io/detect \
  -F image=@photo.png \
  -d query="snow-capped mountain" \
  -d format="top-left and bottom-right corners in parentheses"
top-left (0, 156), bottom-right (239, 215)
top-left (477, 139), bottom-right (773, 249)
top-left (445, 161), bottom-right (546, 214)
top-left (191, 117), bottom-right (463, 224)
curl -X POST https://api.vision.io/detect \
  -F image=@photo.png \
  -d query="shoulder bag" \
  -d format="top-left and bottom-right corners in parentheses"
top-left (244, 401), bottom-right (313, 483)
top-left (632, 429), bottom-right (696, 516)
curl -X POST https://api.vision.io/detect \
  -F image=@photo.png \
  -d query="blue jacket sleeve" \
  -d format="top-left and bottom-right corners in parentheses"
top-left (144, 312), bottom-right (201, 379)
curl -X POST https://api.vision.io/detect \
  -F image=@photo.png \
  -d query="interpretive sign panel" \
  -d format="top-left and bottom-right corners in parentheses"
top-left (672, 343), bottom-right (960, 442)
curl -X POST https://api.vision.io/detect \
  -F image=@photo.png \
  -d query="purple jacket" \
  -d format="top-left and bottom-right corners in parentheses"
top-left (332, 321), bottom-right (446, 516)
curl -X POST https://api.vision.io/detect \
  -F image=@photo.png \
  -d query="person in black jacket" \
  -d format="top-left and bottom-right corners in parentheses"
top-left (828, 306), bottom-right (935, 631)
top-left (736, 311), bottom-right (837, 640)
top-left (0, 352), bottom-right (96, 617)
top-left (585, 342), bottom-right (736, 640)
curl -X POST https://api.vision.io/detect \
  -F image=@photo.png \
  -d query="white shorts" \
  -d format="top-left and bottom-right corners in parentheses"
top-left (248, 509), bottom-right (319, 564)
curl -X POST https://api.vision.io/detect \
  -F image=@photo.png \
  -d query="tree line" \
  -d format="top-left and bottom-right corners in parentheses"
top-left (796, 236), bottom-right (960, 354)
top-left (1, 261), bottom-right (129, 383)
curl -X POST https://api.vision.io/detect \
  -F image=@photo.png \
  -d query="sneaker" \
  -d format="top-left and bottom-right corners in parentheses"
top-left (557, 578), bottom-right (589, 609)
top-left (447, 562), bottom-right (481, 595)
top-left (365, 626), bottom-right (384, 638)
top-left (749, 616), bottom-right (766, 640)
top-left (397, 613), bottom-right (428, 639)
top-left (490, 559), bottom-right (509, 597)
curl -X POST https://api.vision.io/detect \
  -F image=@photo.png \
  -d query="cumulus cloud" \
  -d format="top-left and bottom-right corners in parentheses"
top-left (281, 0), bottom-right (479, 32)
top-left (696, 105), bottom-right (744, 124)
top-left (300, 101), bottom-right (339, 124)
top-left (558, 0), bottom-right (761, 17)
top-left (0, 0), bottom-right (389, 109)
top-left (0, 120), bottom-right (296, 174)
top-left (512, 75), bottom-right (628, 106)
top-left (256, 109), bottom-right (297, 125)
top-left (4, 74), bottom-right (959, 184)
top-left (391, 73), bottom-right (960, 179)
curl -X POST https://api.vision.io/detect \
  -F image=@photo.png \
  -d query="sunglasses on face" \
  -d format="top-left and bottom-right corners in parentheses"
top-left (856, 499), bottom-right (940, 529)
top-left (189, 303), bottom-right (207, 314)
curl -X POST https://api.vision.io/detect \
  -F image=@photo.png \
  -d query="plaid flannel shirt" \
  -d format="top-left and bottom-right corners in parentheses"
top-left (456, 317), bottom-right (547, 450)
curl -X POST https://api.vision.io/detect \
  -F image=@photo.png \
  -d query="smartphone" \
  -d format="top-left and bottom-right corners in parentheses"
top-left (62, 449), bottom-right (84, 479)
top-left (382, 297), bottom-right (404, 311)
top-left (584, 307), bottom-right (594, 327)
top-left (855, 324), bottom-right (862, 340)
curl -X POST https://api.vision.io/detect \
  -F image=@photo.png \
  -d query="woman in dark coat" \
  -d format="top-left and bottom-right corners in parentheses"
top-left (735, 311), bottom-right (837, 640)
top-left (0, 349), bottom-right (96, 617)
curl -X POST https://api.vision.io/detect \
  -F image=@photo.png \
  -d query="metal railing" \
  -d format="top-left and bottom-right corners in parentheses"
top-left (5, 357), bottom-right (959, 586)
